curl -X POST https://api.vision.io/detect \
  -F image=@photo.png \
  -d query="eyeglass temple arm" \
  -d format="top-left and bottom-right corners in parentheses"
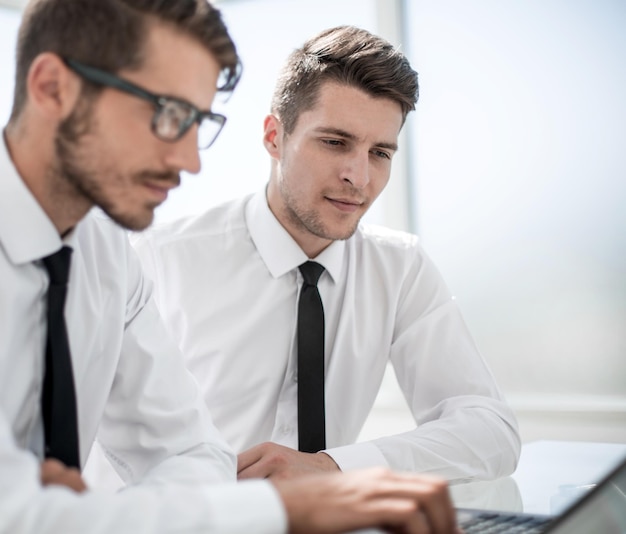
top-left (63, 58), bottom-right (160, 106)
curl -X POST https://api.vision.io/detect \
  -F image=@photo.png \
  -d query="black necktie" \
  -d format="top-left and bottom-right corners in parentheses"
top-left (297, 261), bottom-right (326, 453)
top-left (41, 246), bottom-right (80, 468)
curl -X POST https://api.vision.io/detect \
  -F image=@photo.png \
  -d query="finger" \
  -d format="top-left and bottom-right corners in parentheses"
top-left (360, 473), bottom-right (456, 533)
top-left (364, 475), bottom-right (443, 500)
top-left (237, 454), bottom-right (276, 480)
top-left (374, 473), bottom-right (450, 500)
top-left (405, 509), bottom-right (433, 534)
top-left (382, 509), bottom-right (433, 534)
top-left (347, 496), bottom-right (427, 534)
top-left (237, 445), bottom-right (265, 474)
top-left (62, 471), bottom-right (88, 493)
top-left (40, 459), bottom-right (66, 484)
top-left (359, 496), bottom-right (419, 518)
top-left (239, 443), bottom-right (298, 480)
top-left (41, 463), bottom-right (88, 493)
top-left (412, 482), bottom-right (457, 534)
top-left (237, 462), bottom-right (272, 480)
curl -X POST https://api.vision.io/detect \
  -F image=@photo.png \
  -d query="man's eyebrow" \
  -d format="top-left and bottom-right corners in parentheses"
top-left (374, 141), bottom-right (398, 152)
top-left (314, 126), bottom-right (356, 139)
top-left (313, 127), bottom-right (398, 152)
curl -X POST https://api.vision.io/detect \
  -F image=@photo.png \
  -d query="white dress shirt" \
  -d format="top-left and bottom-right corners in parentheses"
top-left (0, 141), bottom-right (286, 533)
top-left (133, 189), bottom-right (521, 481)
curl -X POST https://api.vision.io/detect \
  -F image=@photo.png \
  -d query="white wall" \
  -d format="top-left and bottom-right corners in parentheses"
top-left (406, 0), bottom-right (626, 442)
top-left (0, 0), bottom-right (26, 10)
top-left (0, 7), bottom-right (19, 123)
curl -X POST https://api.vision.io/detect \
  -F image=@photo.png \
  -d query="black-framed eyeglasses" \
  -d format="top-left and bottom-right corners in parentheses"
top-left (64, 58), bottom-right (227, 150)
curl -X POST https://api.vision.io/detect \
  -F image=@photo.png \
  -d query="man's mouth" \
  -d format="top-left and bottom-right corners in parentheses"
top-left (142, 177), bottom-right (180, 204)
top-left (325, 196), bottom-right (365, 213)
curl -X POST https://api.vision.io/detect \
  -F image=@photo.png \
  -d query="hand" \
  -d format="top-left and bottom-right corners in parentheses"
top-left (272, 467), bottom-right (458, 534)
top-left (40, 459), bottom-right (88, 493)
top-left (238, 442), bottom-right (340, 480)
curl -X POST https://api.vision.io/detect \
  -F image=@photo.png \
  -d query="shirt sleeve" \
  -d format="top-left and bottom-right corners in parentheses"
top-left (325, 243), bottom-right (521, 482)
top-left (0, 407), bottom-right (287, 534)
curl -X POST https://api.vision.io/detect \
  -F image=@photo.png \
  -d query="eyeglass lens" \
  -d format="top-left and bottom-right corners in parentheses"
top-left (154, 100), bottom-right (191, 140)
top-left (153, 100), bottom-right (223, 149)
top-left (197, 118), bottom-right (223, 149)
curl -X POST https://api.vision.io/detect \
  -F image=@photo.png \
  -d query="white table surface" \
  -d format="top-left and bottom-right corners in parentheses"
top-left (451, 440), bottom-right (626, 515)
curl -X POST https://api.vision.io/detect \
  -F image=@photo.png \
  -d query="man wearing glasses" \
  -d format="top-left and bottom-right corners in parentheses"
top-left (0, 0), bottom-right (459, 533)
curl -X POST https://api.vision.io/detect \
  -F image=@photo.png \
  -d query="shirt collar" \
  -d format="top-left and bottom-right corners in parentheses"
top-left (245, 188), bottom-right (345, 283)
top-left (0, 133), bottom-right (74, 265)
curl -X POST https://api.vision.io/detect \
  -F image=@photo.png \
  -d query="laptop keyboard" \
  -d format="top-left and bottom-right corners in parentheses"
top-left (460, 511), bottom-right (553, 533)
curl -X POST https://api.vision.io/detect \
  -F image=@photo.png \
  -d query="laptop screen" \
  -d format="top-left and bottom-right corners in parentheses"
top-left (549, 456), bottom-right (626, 533)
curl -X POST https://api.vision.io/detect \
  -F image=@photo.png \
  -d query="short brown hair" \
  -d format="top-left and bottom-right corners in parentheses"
top-left (271, 25), bottom-right (418, 135)
top-left (10, 0), bottom-right (240, 122)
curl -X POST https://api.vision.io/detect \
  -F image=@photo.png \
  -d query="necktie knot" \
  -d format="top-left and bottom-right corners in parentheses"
top-left (42, 246), bottom-right (73, 285)
top-left (299, 261), bottom-right (325, 287)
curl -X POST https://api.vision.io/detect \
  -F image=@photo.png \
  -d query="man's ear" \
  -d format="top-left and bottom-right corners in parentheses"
top-left (26, 52), bottom-right (82, 121)
top-left (262, 114), bottom-right (282, 159)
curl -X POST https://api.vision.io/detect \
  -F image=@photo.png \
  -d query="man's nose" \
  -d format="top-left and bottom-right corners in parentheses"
top-left (339, 150), bottom-right (370, 189)
top-left (163, 124), bottom-right (202, 175)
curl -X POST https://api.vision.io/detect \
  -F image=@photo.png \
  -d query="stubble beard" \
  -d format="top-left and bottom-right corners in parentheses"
top-left (54, 98), bottom-right (164, 232)
top-left (280, 182), bottom-right (363, 243)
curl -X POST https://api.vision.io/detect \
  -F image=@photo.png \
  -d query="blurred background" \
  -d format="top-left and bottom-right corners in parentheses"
top-left (2, 0), bottom-right (624, 444)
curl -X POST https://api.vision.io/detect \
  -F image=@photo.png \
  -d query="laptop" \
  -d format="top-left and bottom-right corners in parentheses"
top-left (456, 453), bottom-right (626, 533)
top-left (351, 454), bottom-right (626, 534)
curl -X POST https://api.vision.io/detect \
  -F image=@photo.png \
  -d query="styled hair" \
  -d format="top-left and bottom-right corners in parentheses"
top-left (271, 25), bottom-right (419, 135)
top-left (10, 0), bottom-right (240, 121)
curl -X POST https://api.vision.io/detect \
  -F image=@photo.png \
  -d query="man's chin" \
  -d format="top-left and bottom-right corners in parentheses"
top-left (327, 221), bottom-right (360, 242)
top-left (106, 206), bottom-right (156, 232)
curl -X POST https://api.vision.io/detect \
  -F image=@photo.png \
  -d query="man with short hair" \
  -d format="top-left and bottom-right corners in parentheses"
top-left (0, 2), bottom-right (458, 532)
top-left (134, 25), bottom-right (521, 482)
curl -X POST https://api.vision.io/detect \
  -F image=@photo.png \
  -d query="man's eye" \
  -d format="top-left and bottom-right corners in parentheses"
top-left (322, 139), bottom-right (343, 146)
top-left (372, 149), bottom-right (391, 160)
